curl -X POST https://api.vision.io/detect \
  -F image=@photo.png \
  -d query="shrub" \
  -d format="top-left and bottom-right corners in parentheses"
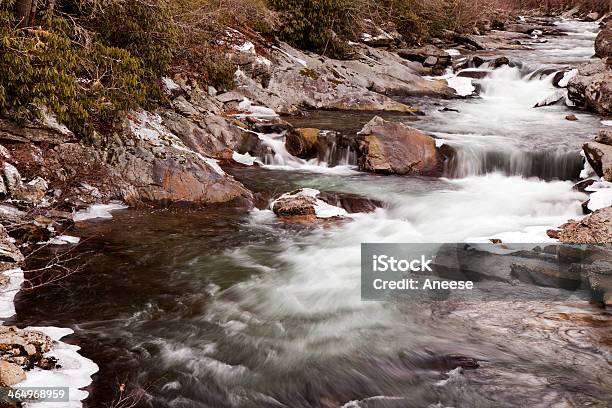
top-left (268, 0), bottom-right (358, 57)
top-left (0, 3), bottom-right (145, 135)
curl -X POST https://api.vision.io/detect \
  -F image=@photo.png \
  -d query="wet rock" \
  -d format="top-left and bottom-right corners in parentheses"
top-left (595, 128), bottom-right (612, 146)
top-left (565, 114), bottom-right (578, 121)
top-left (492, 56), bottom-right (510, 68)
top-left (0, 361), bottom-right (26, 386)
top-left (595, 23), bottom-right (612, 58)
top-left (250, 119), bottom-right (293, 134)
top-left (285, 128), bottom-right (320, 159)
top-left (551, 207), bottom-right (612, 244)
top-left (583, 142), bottom-right (612, 181)
top-left (271, 189), bottom-right (347, 221)
top-left (272, 193), bottom-right (317, 220)
top-left (356, 116), bottom-right (441, 176)
top-left (567, 60), bottom-right (612, 115)
top-left (457, 70), bottom-right (490, 79)
top-left (318, 192), bottom-right (383, 213)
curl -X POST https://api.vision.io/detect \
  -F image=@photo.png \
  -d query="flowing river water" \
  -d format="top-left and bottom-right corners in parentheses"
top-left (7, 19), bottom-right (612, 408)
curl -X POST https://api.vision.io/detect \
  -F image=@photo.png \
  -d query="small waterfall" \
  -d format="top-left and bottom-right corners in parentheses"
top-left (444, 145), bottom-right (584, 180)
top-left (257, 131), bottom-right (358, 171)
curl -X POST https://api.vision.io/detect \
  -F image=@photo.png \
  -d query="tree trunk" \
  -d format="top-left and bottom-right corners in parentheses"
top-left (15, 0), bottom-right (34, 28)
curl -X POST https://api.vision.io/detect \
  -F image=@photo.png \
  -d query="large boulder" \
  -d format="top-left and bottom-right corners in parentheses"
top-left (356, 116), bottom-right (441, 176)
top-left (567, 60), bottom-right (612, 115)
top-left (595, 23), bottom-right (612, 58)
top-left (583, 142), bottom-right (612, 181)
top-left (285, 128), bottom-right (320, 159)
top-left (549, 207), bottom-right (612, 244)
top-left (106, 111), bottom-right (253, 206)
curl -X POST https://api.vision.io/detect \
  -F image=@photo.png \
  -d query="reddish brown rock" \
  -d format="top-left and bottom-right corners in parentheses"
top-left (356, 116), bottom-right (441, 176)
top-left (285, 128), bottom-right (320, 159)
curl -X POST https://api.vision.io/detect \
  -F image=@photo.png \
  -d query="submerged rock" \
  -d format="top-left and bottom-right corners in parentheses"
top-left (356, 116), bottom-right (441, 176)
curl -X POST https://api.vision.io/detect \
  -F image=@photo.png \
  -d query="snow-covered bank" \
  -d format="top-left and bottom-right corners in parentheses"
top-left (19, 327), bottom-right (99, 408)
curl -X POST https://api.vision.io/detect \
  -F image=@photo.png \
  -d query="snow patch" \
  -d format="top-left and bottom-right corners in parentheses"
top-left (235, 41), bottom-right (255, 53)
top-left (0, 268), bottom-right (24, 321)
top-left (45, 235), bottom-right (81, 246)
top-left (74, 203), bottom-right (128, 222)
top-left (20, 327), bottom-right (99, 408)
top-left (586, 180), bottom-right (612, 211)
top-left (237, 98), bottom-right (279, 119)
top-left (232, 152), bottom-right (260, 166)
top-left (161, 77), bottom-right (181, 95)
top-left (558, 69), bottom-right (577, 87)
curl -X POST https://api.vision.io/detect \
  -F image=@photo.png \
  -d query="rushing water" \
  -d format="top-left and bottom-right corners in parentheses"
top-left (9, 19), bottom-right (612, 408)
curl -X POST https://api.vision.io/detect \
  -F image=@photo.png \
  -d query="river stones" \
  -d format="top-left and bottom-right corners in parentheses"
top-left (285, 128), bottom-right (320, 159)
top-left (0, 361), bottom-right (26, 386)
top-left (548, 207), bottom-right (612, 244)
top-left (583, 142), bottom-right (612, 181)
top-left (356, 116), bottom-right (441, 176)
top-left (0, 326), bottom-right (56, 379)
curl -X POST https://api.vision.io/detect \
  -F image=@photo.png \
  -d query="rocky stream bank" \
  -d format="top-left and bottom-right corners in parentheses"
top-left (0, 9), bottom-right (611, 406)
